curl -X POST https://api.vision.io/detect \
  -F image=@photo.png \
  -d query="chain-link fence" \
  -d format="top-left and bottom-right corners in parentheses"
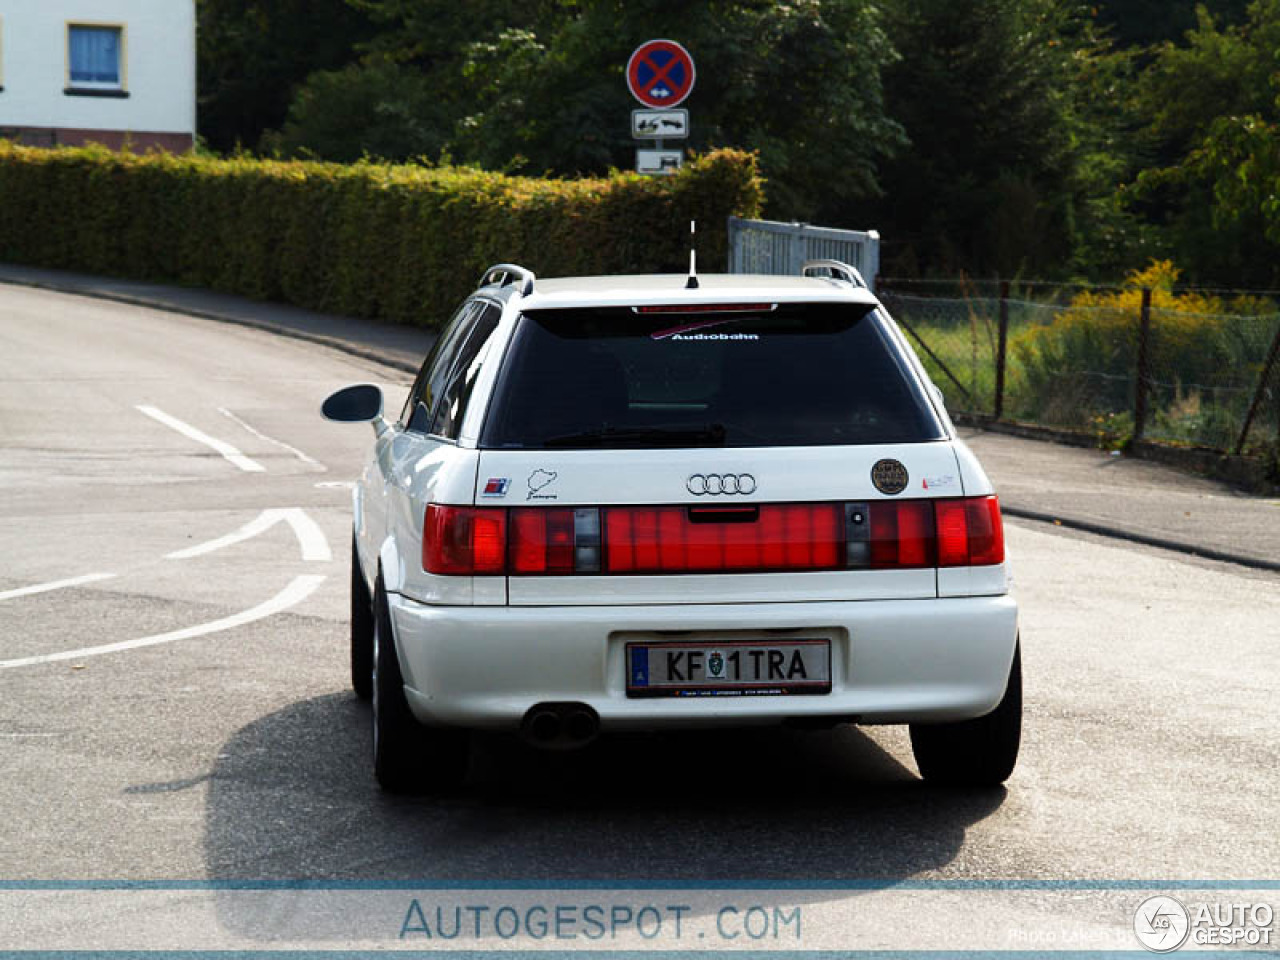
top-left (879, 282), bottom-right (1280, 460)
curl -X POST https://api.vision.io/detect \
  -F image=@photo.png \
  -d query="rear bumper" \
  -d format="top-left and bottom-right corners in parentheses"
top-left (388, 593), bottom-right (1018, 731)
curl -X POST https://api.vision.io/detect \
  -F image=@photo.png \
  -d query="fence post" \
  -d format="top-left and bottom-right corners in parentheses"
top-left (865, 230), bottom-right (880, 292)
top-left (994, 280), bottom-right (1010, 420)
top-left (1131, 287), bottom-right (1153, 444)
top-left (788, 223), bottom-right (805, 276)
top-left (1234, 318), bottom-right (1280, 455)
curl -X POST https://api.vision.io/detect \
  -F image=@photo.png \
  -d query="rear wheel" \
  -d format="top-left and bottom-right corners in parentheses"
top-left (371, 577), bottom-right (469, 793)
top-left (350, 536), bottom-right (373, 700)
top-left (909, 640), bottom-right (1021, 786)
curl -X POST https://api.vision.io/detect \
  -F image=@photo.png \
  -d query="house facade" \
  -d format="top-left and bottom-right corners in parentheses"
top-left (0, 0), bottom-right (195, 151)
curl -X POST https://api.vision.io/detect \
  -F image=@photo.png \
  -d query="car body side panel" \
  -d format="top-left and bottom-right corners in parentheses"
top-left (381, 437), bottom-right (496, 605)
top-left (951, 438), bottom-right (995, 497)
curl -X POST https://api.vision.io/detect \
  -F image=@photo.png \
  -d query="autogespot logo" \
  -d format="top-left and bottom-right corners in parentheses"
top-left (686, 473), bottom-right (757, 496)
top-left (1134, 895), bottom-right (1191, 953)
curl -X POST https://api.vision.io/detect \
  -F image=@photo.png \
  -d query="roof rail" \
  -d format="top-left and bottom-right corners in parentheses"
top-left (802, 259), bottom-right (867, 289)
top-left (479, 263), bottom-right (536, 296)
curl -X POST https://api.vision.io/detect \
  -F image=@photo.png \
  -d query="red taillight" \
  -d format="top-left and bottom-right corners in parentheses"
top-left (931, 496), bottom-right (1005, 567)
top-left (636, 303), bottom-right (774, 314)
top-left (935, 499), bottom-right (970, 567)
top-left (422, 496), bottom-right (1003, 576)
top-left (425, 505), bottom-right (600, 575)
top-left (972, 497), bottom-right (1005, 565)
top-left (604, 504), bottom-right (842, 574)
top-left (860, 496), bottom-right (1004, 569)
top-left (869, 500), bottom-right (935, 568)
top-left (855, 496), bottom-right (1004, 569)
top-left (510, 508), bottom-right (577, 574)
top-left (423, 505), bottom-right (507, 575)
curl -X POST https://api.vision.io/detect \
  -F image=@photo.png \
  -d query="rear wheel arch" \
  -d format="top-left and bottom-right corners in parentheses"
top-left (370, 571), bottom-right (468, 793)
top-left (377, 536), bottom-right (405, 595)
top-left (908, 636), bottom-right (1022, 787)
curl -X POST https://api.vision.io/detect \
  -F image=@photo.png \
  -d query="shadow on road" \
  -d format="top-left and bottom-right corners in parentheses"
top-left (204, 693), bottom-right (1006, 886)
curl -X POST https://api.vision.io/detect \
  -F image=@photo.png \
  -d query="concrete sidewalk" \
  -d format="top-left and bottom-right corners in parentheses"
top-left (961, 430), bottom-right (1279, 572)
top-left (3, 263), bottom-right (1277, 573)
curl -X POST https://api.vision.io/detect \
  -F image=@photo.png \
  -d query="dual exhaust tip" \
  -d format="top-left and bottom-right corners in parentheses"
top-left (521, 702), bottom-right (600, 750)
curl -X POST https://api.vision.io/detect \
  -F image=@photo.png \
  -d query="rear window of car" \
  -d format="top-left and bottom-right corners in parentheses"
top-left (479, 303), bottom-right (946, 449)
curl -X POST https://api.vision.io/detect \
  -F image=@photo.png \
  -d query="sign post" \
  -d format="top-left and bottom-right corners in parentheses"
top-left (626, 39), bottom-right (695, 175)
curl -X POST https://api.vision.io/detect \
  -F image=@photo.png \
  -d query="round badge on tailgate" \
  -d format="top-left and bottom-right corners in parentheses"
top-left (871, 459), bottom-right (909, 495)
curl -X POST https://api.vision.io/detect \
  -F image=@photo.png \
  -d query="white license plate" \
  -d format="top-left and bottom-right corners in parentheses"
top-left (625, 639), bottom-right (831, 698)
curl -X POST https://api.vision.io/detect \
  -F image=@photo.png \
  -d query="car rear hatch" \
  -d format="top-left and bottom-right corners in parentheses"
top-left (442, 297), bottom-right (1005, 606)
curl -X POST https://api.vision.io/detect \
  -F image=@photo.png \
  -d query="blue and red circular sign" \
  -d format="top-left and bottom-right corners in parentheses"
top-left (626, 39), bottom-right (696, 108)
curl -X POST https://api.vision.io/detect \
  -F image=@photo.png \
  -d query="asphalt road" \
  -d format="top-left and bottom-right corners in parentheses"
top-left (1, 283), bottom-right (1278, 888)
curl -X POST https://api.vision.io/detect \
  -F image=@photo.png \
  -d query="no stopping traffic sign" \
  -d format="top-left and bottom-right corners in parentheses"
top-left (626, 39), bottom-right (696, 108)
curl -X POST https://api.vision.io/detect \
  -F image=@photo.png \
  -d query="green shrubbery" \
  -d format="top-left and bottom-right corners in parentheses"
top-left (1010, 262), bottom-right (1279, 450)
top-left (0, 143), bottom-right (763, 326)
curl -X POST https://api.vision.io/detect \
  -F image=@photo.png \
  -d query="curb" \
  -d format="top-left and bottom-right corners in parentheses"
top-left (5, 269), bottom-right (1276, 576)
top-left (1001, 505), bottom-right (1280, 574)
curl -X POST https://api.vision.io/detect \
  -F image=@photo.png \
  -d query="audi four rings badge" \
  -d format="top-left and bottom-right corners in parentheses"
top-left (871, 459), bottom-right (909, 495)
top-left (687, 473), bottom-right (757, 496)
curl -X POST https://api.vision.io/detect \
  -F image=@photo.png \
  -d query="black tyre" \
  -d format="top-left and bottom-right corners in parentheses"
top-left (909, 640), bottom-right (1022, 786)
top-left (371, 577), bottom-right (469, 793)
top-left (350, 536), bottom-right (374, 701)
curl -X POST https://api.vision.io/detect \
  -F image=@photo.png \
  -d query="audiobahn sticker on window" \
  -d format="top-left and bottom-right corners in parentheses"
top-left (1, 883), bottom-right (1275, 951)
top-left (650, 318), bottom-right (760, 341)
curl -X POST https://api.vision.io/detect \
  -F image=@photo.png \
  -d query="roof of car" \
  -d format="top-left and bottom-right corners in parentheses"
top-left (483, 273), bottom-right (882, 310)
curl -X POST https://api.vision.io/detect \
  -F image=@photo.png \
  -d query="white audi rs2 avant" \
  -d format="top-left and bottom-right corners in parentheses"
top-left (322, 261), bottom-right (1020, 793)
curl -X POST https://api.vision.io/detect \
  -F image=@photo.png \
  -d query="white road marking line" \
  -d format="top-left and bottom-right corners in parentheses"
top-left (0, 572), bottom-right (116, 602)
top-left (135, 405), bottom-right (265, 473)
top-left (165, 510), bottom-right (282, 560)
top-left (280, 508), bottom-right (333, 563)
top-left (165, 508), bottom-right (332, 563)
top-left (217, 407), bottom-right (326, 470)
top-left (0, 574), bottom-right (327, 671)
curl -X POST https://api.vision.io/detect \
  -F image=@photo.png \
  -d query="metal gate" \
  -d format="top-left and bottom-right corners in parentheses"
top-left (727, 217), bottom-right (880, 290)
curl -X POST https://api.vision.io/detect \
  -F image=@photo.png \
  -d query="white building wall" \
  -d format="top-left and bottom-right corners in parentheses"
top-left (0, 0), bottom-right (194, 138)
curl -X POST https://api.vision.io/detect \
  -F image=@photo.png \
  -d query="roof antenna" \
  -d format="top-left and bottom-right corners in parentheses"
top-left (685, 220), bottom-right (699, 289)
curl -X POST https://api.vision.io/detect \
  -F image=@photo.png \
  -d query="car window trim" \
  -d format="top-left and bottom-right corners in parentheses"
top-left (402, 300), bottom-right (482, 435)
top-left (426, 298), bottom-right (503, 443)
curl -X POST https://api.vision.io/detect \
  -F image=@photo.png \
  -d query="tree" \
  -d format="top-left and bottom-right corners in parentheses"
top-left (1122, 0), bottom-right (1280, 286)
top-left (261, 61), bottom-right (451, 162)
top-left (1090, 0), bottom-right (1249, 48)
top-left (270, 0), bottom-right (904, 221)
top-left (197, 0), bottom-right (376, 151)
top-left (867, 0), bottom-right (1091, 277)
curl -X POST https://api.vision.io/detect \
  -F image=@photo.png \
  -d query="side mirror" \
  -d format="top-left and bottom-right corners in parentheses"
top-left (321, 384), bottom-right (384, 423)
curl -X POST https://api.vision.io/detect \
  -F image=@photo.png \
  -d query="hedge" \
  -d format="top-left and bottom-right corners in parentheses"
top-left (0, 143), bottom-right (763, 327)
